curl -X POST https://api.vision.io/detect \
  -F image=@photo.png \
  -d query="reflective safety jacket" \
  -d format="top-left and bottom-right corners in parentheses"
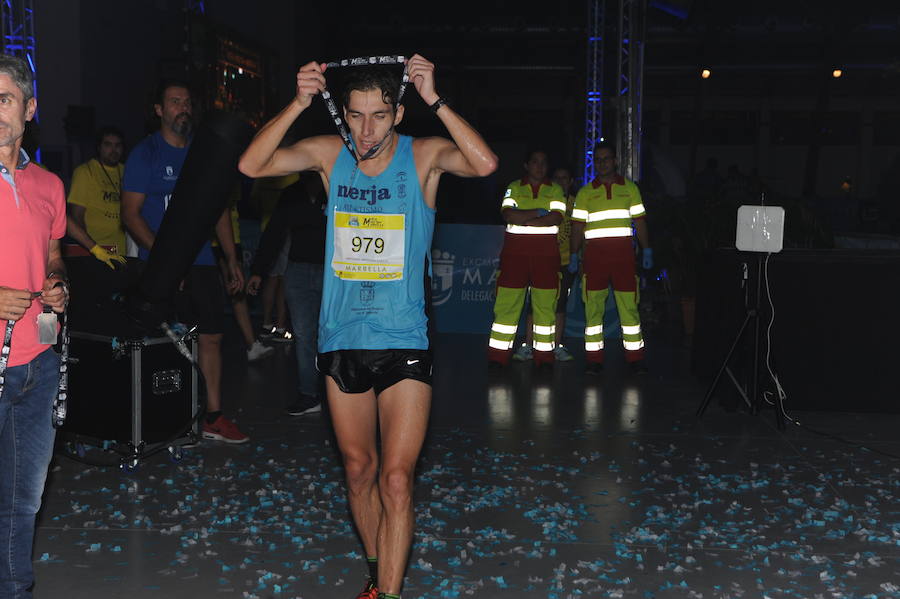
top-left (571, 176), bottom-right (645, 239)
top-left (501, 178), bottom-right (567, 238)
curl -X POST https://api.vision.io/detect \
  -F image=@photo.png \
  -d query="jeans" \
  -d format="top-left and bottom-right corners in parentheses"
top-left (283, 262), bottom-right (323, 398)
top-left (0, 348), bottom-right (59, 599)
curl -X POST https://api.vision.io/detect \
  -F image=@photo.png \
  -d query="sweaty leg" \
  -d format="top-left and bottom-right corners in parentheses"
top-left (326, 377), bottom-right (381, 558)
top-left (375, 379), bottom-right (431, 595)
top-left (199, 333), bottom-right (223, 412)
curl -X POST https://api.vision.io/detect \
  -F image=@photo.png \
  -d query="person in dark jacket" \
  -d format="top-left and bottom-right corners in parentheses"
top-left (248, 172), bottom-right (326, 415)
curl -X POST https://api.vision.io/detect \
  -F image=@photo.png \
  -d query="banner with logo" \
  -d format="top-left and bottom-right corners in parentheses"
top-left (430, 224), bottom-right (620, 338)
top-left (430, 224), bottom-right (503, 334)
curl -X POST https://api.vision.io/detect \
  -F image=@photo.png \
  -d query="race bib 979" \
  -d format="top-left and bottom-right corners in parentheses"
top-left (332, 211), bottom-right (405, 281)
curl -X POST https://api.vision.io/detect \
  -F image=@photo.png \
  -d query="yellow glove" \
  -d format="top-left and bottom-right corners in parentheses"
top-left (89, 244), bottom-right (127, 269)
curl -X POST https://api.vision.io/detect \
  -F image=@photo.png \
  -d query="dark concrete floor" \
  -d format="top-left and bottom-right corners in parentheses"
top-left (31, 327), bottom-right (900, 599)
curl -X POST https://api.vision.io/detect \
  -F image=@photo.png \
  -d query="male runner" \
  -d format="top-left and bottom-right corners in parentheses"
top-left (239, 54), bottom-right (497, 599)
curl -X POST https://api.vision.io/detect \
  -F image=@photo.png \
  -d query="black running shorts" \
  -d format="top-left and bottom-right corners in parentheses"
top-left (316, 349), bottom-right (433, 395)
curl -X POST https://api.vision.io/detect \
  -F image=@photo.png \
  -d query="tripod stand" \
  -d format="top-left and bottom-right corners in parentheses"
top-left (695, 253), bottom-right (785, 430)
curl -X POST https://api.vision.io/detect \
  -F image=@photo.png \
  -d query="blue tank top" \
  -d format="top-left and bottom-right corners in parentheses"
top-left (319, 135), bottom-right (435, 351)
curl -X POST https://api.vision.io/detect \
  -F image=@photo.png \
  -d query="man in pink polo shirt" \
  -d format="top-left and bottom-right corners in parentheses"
top-left (0, 54), bottom-right (68, 598)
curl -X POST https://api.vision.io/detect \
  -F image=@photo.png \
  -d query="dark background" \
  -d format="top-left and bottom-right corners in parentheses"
top-left (33, 0), bottom-right (900, 232)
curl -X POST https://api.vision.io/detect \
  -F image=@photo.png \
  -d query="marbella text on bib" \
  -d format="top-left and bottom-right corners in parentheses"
top-left (332, 211), bottom-right (405, 281)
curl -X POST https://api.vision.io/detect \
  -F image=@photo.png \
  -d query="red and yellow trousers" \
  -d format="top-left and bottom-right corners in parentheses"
top-left (488, 234), bottom-right (560, 365)
top-left (582, 238), bottom-right (645, 364)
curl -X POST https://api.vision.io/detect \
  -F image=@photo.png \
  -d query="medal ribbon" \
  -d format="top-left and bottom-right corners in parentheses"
top-left (319, 54), bottom-right (410, 162)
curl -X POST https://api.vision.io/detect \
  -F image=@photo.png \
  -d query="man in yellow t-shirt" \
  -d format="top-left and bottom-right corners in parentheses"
top-left (63, 126), bottom-right (130, 326)
top-left (66, 126), bottom-right (127, 265)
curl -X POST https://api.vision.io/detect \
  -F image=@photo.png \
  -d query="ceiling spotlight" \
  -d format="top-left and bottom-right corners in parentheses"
top-left (701, 68), bottom-right (711, 79)
top-left (832, 68), bottom-right (843, 78)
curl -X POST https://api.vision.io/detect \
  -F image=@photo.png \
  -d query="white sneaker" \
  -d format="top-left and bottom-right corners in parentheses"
top-left (247, 340), bottom-right (275, 361)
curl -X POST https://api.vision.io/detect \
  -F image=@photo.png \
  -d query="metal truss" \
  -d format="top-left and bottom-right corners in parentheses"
top-left (186, 0), bottom-right (206, 14)
top-left (1, 0), bottom-right (37, 100)
top-left (615, 0), bottom-right (647, 181)
top-left (583, 0), bottom-right (606, 184)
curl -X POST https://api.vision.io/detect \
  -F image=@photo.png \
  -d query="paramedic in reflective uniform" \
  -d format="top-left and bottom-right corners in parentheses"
top-left (487, 149), bottom-right (566, 367)
top-left (571, 142), bottom-right (652, 374)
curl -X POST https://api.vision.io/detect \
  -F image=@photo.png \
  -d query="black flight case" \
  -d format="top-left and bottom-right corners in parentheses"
top-left (60, 331), bottom-right (199, 469)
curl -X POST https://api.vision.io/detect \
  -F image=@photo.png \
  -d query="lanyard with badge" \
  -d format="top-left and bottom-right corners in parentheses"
top-left (93, 161), bottom-right (120, 194)
top-left (320, 55), bottom-right (410, 282)
top-left (0, 283), bottom-right (69, 427)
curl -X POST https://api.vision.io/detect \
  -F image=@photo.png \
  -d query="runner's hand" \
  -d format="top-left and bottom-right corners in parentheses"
top-left (406, 54), bottom-right (439, 106)
top-left (0, 287), bottom-right (32, 321)
top-left (295, 61), bottom-right (328, 110)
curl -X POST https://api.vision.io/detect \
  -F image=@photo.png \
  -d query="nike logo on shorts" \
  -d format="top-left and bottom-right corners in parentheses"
top-left (406, 359), bottom-right (420, 365)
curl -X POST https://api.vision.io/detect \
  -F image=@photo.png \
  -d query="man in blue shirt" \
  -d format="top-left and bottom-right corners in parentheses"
top-left (122, 80), bottom-right (248, 444)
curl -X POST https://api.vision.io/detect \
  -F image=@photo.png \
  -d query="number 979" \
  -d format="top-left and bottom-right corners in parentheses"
top-left (351, 236), bottom-right (385, 254)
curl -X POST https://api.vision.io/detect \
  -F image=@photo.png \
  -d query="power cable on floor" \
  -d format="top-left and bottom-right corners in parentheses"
top-left (760, 254), bottom-right (900, 460)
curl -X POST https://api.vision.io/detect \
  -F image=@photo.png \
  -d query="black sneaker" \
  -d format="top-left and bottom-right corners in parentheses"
top-left (270, 327), bottom-right (294, 343)
top-left (585, 362), bottom-right (604, 375)
top-left (286, 394), bottom-right (322, 416)
top-left (629, 361), bottom-right (649, 375)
